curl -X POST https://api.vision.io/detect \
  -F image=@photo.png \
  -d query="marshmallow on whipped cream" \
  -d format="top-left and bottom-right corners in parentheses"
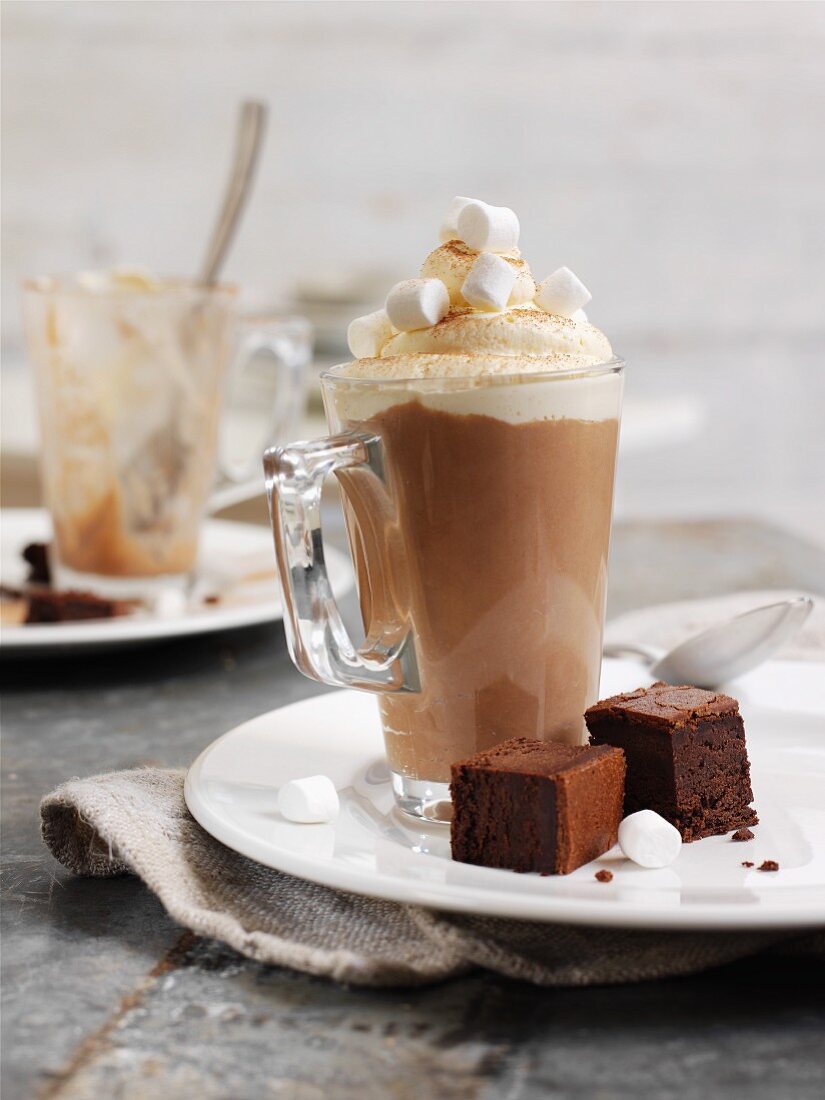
top-left (421, 240), bottom-right (536, 307)
top-left (457, 200), bottom-right (520, 253)
top-left (439, 196), bottom-right (474, 244)
top-left (347, 309), bottom-right (395, 359)
top-left (385, 278), bottom-right (449, 332)
top-left (535, 267), bottom-right (592, 319)
top-left (461, 253), bottom-right (517, 312)
top-left (342, 196), bottom-right (609, 367)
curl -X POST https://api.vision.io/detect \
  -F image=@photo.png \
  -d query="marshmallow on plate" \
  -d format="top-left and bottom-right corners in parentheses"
top-left (440, 196), bottom-right (474, 243)
top-left (385, 278), bottom-right (450, 332)
top-left (535, 267), bottom-right (592, 318)
top-left (153, 587), bottom-right (188, 619)
top-left (457, 201), bottom-right (520, 253)
top-left (278, 775), bottom-right (340, 823)
top-left (347, 309), bottom-right (394, 359)
top-left (618, 810), bottom-right (682, 869)
top-left (461, 252), bottom-right (517, 312)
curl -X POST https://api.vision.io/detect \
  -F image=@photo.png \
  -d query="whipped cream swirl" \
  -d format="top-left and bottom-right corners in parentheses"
top-left (343, 198), bottom-right (613, 379)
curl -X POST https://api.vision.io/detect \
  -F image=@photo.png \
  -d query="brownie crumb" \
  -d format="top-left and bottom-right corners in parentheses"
top-left (742, 861), bottom-right (754, 868)
top-left (758, 860), bottom-right (780, 872)
top-left (731, 828), bottom-right (755, 842)
top-left (595, 870), bottom-right (613, 883)
top-left (22, 542), bottom-right (51, 585)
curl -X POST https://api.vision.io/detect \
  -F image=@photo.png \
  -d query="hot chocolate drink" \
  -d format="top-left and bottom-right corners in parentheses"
top-left (328, 357), bottom-right (621, 784)
top-left (267, 196), bottom-right (623, 816)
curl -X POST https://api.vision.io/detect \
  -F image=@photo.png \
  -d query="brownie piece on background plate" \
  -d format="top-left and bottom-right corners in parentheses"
top-left (450, 737), bottom-right (625, 875)
top-left (24, 589), bottom-right (130, 623)
top-left (585, 681), bottom-right (758, 842)
top-left (22, 542), bottom-right (51, 584)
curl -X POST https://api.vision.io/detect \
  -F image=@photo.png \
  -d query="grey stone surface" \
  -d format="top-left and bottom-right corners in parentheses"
top-left (2, 519), bottom-right (825, 1099)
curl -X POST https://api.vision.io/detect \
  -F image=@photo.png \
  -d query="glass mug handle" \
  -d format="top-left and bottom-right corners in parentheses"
top-left (263, 434), bottom-right (420, 693)
top-left (209, 325), bottom-right (308, 513)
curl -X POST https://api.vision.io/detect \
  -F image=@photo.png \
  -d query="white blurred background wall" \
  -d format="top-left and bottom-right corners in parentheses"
top-left (2, 1), bottom-right (824, 537)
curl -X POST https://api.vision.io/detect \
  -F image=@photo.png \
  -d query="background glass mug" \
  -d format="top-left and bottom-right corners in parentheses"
top-left (265, 360), bottom-right (624, 819)
top-left (23, 277), bottom-right (310, 595)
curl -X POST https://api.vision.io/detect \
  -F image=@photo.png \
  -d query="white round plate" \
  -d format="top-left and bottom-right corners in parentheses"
top-left (185, 657), bottom-right (825, 930)
top-left (0, 508), bottom-right (353, 655)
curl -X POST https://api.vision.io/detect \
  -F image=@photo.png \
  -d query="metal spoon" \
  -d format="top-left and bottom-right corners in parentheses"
top-left (603, 596), bottom-right (814, 688)
top-left (199, 100), bottom-right (268, 285)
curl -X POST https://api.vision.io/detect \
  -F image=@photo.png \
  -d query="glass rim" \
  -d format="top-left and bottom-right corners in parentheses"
top-left (21, 275), bottom-right (239, 299)
top-left (321, 355), bottom-right (625, 389)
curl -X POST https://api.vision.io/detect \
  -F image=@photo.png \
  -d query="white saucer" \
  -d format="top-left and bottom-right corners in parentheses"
top-left (185, 657), bottom-right (825, 931)
top-left (0, 508), bottom-right (353, 655)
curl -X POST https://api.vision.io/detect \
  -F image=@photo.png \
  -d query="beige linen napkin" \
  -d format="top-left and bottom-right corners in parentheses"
top-left (41, 591), bottom-right (824, 989)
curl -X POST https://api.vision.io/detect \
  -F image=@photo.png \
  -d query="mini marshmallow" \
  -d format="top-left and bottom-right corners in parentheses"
top-left (278, 775), bottom-right (340, 823)
top-left (385, 278), bottom-right (449, 332)
top-left (439, 195), bottom-right (475, 243)
top-left (456, 201), bottom-right (520, 253)
top-left (618, 810), bottom-right (682, 869)
top-left (461, 252), bottom-right (517, 312)
top-left (571, 308), bottom-right (588, 323)
top-left (153, 587), bottom-right (187, 619)
top-left (535, 267), bottom-right (592, 318)
top-left (347, 309), bottom-right (394, 359)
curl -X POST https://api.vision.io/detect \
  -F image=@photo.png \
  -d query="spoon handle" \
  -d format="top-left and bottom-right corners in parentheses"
top-left (200, 100), bottom-right (268, 286)
top-left (602, 641), bottom-right (663, 665)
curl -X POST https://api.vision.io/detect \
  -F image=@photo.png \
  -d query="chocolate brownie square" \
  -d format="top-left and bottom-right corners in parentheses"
top-left (585, 682), bottom-right (758, 842)
top-left (450, 737), bottom-right (625, 875)
top-left (24, 589), bottom-right (128, 623)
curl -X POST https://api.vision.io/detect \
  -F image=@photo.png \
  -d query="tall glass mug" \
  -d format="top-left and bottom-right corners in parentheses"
top-left (265, 360), bottom-right (624, 819)
top-left (23, 277), bottom-right (310, 595)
